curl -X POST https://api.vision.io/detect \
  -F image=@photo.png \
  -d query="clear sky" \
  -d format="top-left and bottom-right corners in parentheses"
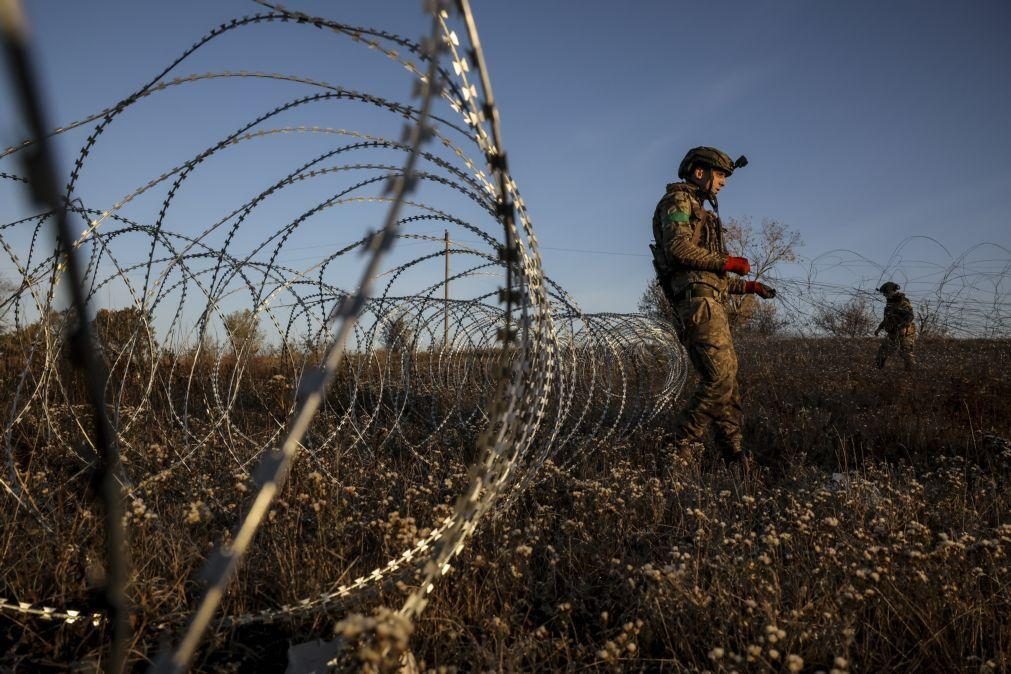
top-left (2, 0), bottom-right (1009, 317)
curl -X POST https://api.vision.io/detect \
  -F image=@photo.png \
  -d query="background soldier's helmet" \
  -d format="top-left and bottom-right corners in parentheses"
top-left (677, 146), bottom-right (748, 179)
top-left (878, 281), bottom-right (900, 293)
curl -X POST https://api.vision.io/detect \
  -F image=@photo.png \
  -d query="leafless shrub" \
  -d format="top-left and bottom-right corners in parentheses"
top-left (916, 299), bottom-right (951, 339)
top-left (92, 306), bottom-right (154, 365)
top-left (737, 301), bottom-right (788, 336)
top-left (812, 296), bottom-right (876, 337)
top-left (222, 309), bottom-right (263, 356)
top-left (383, 313), bottom-right (415, 352)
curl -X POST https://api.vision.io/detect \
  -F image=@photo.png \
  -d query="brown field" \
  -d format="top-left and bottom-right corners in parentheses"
top-left (2, 337), bottom-right (1009, 672)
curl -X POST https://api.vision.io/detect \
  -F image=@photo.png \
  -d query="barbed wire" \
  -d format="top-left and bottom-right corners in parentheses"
top-left (1, 0), bottom-right (129, 670)
top-left (1, 1), bottom-right (1007, 670)
top-left (0, 0), bottom-right (689, 668)
top-left (0, 598), bottom-right (104, 626)
top-left (756, 238), bottom-right (1011, 338)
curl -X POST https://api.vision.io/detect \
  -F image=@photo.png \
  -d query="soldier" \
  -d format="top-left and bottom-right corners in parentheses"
top-left (874, 281), bottom-right (916, 370)
top-left (649, 147), bottom-right (776, 465)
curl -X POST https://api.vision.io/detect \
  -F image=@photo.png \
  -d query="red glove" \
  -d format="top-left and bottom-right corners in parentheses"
top-left (744, 281), bottom-right (776, 299)
top-left (723, 256), bottom-right (751, 275)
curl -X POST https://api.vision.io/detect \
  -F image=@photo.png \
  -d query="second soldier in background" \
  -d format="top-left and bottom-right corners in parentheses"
top-left (875, 281), bottom-right (917, 370)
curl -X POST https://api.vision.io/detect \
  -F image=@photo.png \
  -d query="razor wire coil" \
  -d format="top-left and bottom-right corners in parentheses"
top-left (0, 1), bottom-right (1007, 668)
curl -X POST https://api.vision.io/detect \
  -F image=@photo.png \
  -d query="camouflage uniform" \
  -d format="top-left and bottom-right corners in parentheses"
top-left (652, 181), bottom-right (748, 456)
top-left (876, 291), bottom-right (917, 370)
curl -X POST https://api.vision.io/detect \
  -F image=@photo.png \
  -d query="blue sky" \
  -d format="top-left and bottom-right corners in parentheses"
top-left (2, 0), bottom-right (1009, 319)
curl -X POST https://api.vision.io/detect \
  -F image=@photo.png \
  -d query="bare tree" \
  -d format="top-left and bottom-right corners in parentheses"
top-left (813, 296), bottom-right (875, 337)
top-left (724, 217), bottom-right (802, 329)
top-left (724, 217), bottom-right (802, 279)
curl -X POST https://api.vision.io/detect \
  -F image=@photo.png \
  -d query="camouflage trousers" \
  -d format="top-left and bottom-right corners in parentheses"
top-left (876, 330), bottom-right (917, 371)
top-left (673, 296), bottom-right (743, 453)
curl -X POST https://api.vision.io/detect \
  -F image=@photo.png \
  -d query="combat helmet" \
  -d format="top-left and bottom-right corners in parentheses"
top-left (878, 282), bottom-right (900, 294)
top-left (677, 146), bottom-right (749, 180)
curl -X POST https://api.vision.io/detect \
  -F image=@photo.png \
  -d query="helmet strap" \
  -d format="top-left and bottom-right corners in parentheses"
top-left (701, 167), bottom-right (718, 209)
top-left (691, 165), bottom-right (716, 203)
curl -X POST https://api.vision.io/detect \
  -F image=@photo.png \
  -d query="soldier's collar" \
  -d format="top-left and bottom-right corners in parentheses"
top-left (686, 179), bottom-right (717, 206)
top-left (671, 181), bottom-right (709, 202)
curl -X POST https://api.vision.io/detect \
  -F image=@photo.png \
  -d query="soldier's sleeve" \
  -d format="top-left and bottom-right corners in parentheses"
top-left (661, 192), bottom-right (727, 272)
top-left (727, 277), bottom-right (747, 294)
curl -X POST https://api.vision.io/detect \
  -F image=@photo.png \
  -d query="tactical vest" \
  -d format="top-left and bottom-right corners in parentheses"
top-left (651, 182), bottom-right (732, 297)
top-left (883, 293), bottom-right (916, 335)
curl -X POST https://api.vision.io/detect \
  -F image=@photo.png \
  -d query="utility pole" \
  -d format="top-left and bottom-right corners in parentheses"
top-left (444, 229), bottom-right (450, 346)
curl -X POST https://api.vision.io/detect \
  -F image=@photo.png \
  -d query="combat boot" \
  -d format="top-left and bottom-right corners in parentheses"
top-left (718, 443), bottom-right (754, 475)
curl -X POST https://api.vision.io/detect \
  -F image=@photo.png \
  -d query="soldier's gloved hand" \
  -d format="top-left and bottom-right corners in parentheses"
top-left (723, 256), bottom-right (751, 275)
top-left (874, 327), bottom-right (883, 336)
top-left (744, 281), bottom-right (776, 299)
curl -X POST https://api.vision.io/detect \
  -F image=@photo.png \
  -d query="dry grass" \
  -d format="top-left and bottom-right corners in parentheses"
top-left (1, 337), bottom-right (1009, 672)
